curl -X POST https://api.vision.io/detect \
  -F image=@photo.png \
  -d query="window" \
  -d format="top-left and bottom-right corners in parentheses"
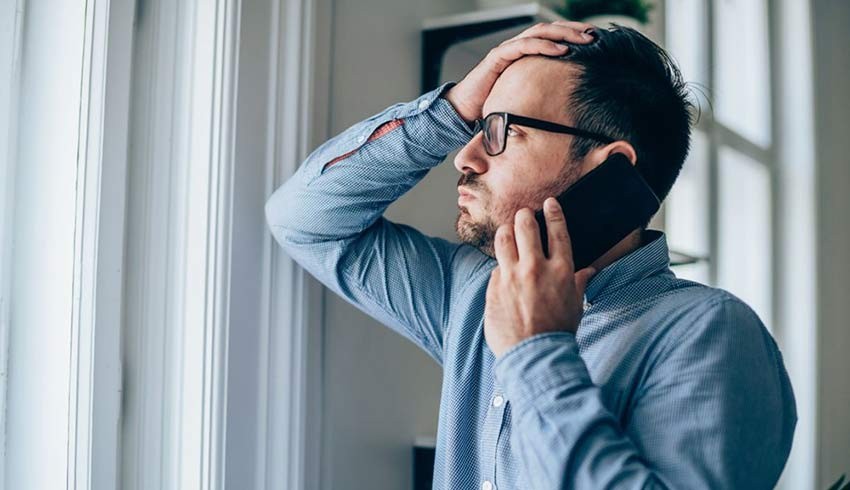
top-left (664, 2), bottom-right (821, 488)
top-left (1, 1), bottom-right (128, 487)
top-left (0, 1), bottom-right (326, 488)
top-left (665, 0), bottom-right (775, 329)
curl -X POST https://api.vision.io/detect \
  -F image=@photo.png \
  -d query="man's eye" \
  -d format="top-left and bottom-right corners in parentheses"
top-left (507, 127), bottom-right (519, 137)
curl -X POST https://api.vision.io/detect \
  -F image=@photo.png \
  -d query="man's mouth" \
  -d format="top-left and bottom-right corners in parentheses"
top-left (457, 186), bottom-right (476, 199)
top-left (458, 194), bottom-right (475, 205)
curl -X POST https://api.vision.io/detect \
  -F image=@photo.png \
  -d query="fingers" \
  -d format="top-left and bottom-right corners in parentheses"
top-left (494, 223), bottom-right (518, 265)
top-left (512, 21), bottom-right (596, 44)
top-left (513, 208), bottom-right (544, 261)
top-left (485, 20), bottom-right (598, 73)
top-left (456, 21), bottom-right (597, 122)
top-left (542, 197), bottom-right (575, 269)
top-left (551, 20), bottom-right (597, 34)
top-left (487, 37), bottom-right (570, 73)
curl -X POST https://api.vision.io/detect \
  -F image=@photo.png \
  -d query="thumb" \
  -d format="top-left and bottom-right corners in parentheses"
top-left (574, 267), bottom-right (597, 297)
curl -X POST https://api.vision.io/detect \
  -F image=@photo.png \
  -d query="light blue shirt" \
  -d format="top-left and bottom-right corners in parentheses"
top-left (265, 81), bottom-right (797, 489)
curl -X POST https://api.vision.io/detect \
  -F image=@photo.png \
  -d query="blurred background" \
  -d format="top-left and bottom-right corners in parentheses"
top-left (0, 0), bottom-right (847, 489)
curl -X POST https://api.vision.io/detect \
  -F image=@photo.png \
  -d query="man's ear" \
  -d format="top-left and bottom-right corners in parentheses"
top-left (574, 140), bottom-right (638, 177)
top-left (588, 140), bottom-right (638, 167)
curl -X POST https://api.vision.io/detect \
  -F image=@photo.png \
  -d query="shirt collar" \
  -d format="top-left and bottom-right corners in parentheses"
top-left (583, 229), bottom-right (671, 305)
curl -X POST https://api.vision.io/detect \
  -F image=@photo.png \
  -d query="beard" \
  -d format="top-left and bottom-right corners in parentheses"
top-left (454, 159), bottom-right (580, 258)
top-left (455, 207), bottom-right (500, 258)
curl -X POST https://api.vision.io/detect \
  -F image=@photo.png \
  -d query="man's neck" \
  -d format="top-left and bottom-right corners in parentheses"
top-left (585, 228), bottom-right (644, 273)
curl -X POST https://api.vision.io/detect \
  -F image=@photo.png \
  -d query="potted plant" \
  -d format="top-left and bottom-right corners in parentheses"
top-left (557, 0), bottom-right (655, 31)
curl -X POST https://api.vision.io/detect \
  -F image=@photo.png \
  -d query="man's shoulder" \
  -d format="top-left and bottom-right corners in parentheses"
top-left (651, 279), bottom-right (772, 352)
top-left (664, 278), bottom-right (752, 309)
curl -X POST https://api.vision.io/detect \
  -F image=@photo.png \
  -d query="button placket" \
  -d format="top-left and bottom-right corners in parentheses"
top-left (479, 378), bottom-right (505, 490)
top-left (491, 393), bottom-right (504, 408)
top-left (486, 387), bottom-right (507, 490)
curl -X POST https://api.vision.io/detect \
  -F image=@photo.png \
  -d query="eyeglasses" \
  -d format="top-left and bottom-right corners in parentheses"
top-left (472, 112), bottom-right (617, 157)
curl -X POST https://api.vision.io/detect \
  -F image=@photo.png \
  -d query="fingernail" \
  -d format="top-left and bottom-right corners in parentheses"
top-left (557, 43), bottom-right (568, 50)
top-left (545, 197), bottom-right (559, 210)
top-left (582, 33), bottom-right (594, 41)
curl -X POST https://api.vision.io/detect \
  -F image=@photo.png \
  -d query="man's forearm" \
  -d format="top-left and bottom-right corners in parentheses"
top-left (492, 297), bottom-right (794, 489)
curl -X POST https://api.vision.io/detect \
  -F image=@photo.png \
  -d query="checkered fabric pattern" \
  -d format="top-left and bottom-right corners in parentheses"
top-left (265, 81), bottom-right (797, 489)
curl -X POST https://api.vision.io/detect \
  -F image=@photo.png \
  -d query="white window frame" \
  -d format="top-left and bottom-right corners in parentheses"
top-left (0, 0), bottom-right (134, 488)
top-left (68, 0), bottom-right (136, 487)
top-left (1, 0), bottom-right (329, 488)
top-left (663, 0), bottom-right (776, 320)
top-left (254, 0), bottom-right (330, 488)
top-left (0, 0), bottom-right (25, 484)
top-left (118, 0), bottom-right (329, 488)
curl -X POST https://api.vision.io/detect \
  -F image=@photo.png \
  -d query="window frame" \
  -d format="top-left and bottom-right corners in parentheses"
top-left (663, 0), bottom-right (778, 327)
top-left (0, 0), bottom-right (25, 484)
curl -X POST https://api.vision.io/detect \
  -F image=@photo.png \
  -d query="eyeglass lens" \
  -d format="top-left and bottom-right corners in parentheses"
top-left (482, 113), bottom-right (505, 156)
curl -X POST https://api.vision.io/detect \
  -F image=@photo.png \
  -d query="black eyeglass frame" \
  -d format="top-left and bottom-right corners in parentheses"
top-left (472, 112), bottom-right (617, 157)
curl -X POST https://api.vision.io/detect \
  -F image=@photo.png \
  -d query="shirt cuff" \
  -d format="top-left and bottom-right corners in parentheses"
top-left (403, 81), bottom-right (476, 157)
top-left (493, 332), bottom-right (592, 411)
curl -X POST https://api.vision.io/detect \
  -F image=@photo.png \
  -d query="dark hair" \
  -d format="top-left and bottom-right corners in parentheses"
top-left (555, 24), bottom-right (694, 203)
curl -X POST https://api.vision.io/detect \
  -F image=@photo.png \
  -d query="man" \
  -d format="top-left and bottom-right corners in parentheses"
top-left (265, 21), bottom-right (796, 489)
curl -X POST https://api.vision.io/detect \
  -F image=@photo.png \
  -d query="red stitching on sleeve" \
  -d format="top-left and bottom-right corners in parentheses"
top-left (321, 118), bottom-right (405, 171)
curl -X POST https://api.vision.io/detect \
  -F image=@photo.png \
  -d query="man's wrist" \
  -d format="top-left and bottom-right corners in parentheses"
top-left (439, 84), bottom-right (478, 130)
top-left (401, 85), bottom-right (476, 157)
top-left (493, 332), bottom-right (590, 409)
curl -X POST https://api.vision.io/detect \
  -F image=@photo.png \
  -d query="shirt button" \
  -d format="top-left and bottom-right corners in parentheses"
top-left (356, 135), bottom-right (366, 143)
top-left (492, 394), bottom-right (504, 408)
top-left (418, 99), bottom-right (429, 110)
top-left (482, 480), bottom-right (495, 490)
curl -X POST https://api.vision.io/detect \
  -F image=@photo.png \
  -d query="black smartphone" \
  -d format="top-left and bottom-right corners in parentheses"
top-left (534, 153), bottom-right (660, 269)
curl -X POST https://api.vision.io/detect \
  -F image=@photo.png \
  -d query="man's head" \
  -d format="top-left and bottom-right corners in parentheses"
top-left (454, 25), bottom-right (694, 257)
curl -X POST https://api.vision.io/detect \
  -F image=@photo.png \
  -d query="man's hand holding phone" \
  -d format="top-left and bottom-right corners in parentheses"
top-left (441, 21), bottom-right (597, 125)
top-left (484, 198), bottom-right (596, 358)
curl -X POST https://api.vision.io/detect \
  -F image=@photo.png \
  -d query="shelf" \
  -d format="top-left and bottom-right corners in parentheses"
top-left (421, 3), bottom-right (566, 92)
top-left (669, 249), bottom-right (709, 267)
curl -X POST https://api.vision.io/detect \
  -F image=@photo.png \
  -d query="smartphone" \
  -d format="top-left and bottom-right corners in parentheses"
top-left (534, 153), bottom-right (660, 270)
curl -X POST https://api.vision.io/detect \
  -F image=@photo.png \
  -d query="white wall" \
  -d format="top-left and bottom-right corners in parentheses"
top-left (321, 1), bottom-right (476, 489)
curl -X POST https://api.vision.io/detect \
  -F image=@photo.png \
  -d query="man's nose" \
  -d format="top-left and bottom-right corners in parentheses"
top-left (453, 134), bottom-right (488, 176)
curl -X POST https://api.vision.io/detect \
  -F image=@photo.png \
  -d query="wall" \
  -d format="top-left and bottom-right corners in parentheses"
top-left (321, 1), bottom-right (476, 489)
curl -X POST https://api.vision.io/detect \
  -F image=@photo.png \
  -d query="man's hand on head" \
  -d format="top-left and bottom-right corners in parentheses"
top-left (442, 21), bottom-right (597, 126)
top-left (484, 197), bottom-right (597, 358)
